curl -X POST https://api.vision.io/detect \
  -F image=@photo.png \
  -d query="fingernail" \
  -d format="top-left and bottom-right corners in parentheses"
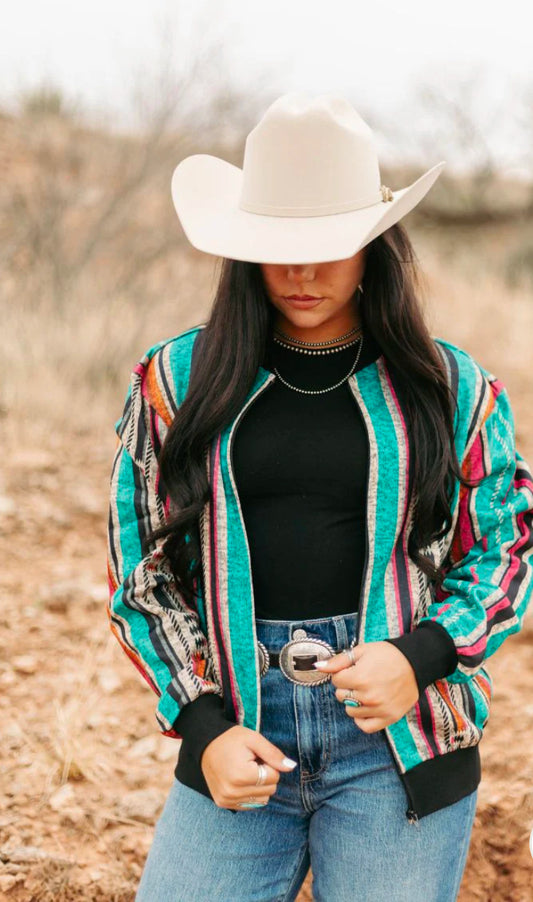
top-left (282, 757), bottom-right (298, 768)
top-left (313, 661), bottom-right (328, 669)
top-left (344, 700), bottom-right (359, 707)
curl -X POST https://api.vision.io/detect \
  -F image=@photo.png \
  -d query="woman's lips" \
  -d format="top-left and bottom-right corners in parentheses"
top-left (283, 296), bottom-right (324, 308)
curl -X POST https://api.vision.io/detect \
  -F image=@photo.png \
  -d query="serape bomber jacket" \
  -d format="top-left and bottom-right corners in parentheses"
top-left (106, 323), bottom-right (533, 823)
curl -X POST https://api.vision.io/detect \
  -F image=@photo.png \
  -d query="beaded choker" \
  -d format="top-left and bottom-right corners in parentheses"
top-left (272, 323), bottom-right (363, 355)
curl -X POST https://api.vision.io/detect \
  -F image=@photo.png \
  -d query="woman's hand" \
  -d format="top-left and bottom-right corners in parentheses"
top-left (201, 725), bottom-right (298, 810)
top-left (314, 641), bottom-right (420, 732)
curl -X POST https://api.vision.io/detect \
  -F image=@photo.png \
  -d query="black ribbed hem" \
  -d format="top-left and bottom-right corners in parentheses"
top-left (383, 620), bottom-right (459, 696)
top-left (172, 693), bottom-right (238, 766)
top-left (174, 738), bottom-right (481, 822)
top-left (172, 694), bottom-right (240, 815)
top-left (400, 743), bottom-right (481, 820)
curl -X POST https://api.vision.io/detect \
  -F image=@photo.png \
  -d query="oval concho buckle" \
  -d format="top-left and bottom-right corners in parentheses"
top-left (280, 638), bottom-right (335, 686)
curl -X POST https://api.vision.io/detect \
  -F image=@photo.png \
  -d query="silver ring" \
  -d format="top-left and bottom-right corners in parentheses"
top-left (345, 646), bottom-right (357, 665)
top-left (255, 763), bottom-right (267, 786)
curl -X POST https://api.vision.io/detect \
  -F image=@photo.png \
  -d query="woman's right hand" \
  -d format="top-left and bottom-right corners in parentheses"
top-left (200, 725), bottom-right (298, 810)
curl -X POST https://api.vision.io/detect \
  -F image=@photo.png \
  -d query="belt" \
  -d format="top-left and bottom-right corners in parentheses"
top-left (257, 629), bottom-right (358, 686)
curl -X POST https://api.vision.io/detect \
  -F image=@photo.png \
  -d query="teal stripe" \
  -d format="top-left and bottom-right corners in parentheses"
top-left (115, 445), bottom-right (143, 572)
top-left (112, 445), bottom-right (177, 716)
top-left (166, 326), bottom-right (207, 632)
top-left (167, 325), bottom-right (204, 404)
top-left (218, 368), bottom-right (272, 730)
top-left (386, 716), bottom-right (426, 768)
top-left (354, 365), bottom-right (401, 641)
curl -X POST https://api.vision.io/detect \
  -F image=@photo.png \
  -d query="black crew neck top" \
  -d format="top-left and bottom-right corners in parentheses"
top-left (232, 326), bottom-right (383, 620)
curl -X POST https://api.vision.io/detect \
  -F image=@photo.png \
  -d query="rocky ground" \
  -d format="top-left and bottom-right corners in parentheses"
top-left (0, 429), bottom-right (532, 902)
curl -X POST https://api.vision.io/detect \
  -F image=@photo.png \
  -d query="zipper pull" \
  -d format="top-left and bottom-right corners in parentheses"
top-left (406, 808), bottom-right (419, 825)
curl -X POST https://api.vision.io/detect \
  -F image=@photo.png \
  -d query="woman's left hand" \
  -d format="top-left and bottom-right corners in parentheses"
top-left (314, 642), bottom-right (420, 732)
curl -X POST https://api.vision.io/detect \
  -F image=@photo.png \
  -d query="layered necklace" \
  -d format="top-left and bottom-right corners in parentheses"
top-left (271, 324), bottom-right (364, 395)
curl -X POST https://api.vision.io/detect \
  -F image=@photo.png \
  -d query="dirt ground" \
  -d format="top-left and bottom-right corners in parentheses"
top-left (0, 428), bottom-right (532, 902)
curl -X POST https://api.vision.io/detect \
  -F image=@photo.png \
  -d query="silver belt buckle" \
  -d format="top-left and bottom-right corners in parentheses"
top-left (281, 638), bottom-right (335, 685)
top-left (258, 637), bottom-right (336, 685)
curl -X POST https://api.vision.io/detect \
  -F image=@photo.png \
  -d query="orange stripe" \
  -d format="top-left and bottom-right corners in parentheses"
top-left (434, 678), bottom-right (470, 732)
top-left (145, 358), bottom-right (173, 425)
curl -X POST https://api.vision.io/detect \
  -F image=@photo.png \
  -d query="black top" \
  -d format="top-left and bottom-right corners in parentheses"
top-left (232, 326), bottom-right (382, 619)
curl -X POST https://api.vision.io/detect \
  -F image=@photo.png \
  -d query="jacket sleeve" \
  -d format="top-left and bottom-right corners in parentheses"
top-left (409, 372), bottom-right (533, 685)
top-left (383, 621), bottom-right (459, 696)
top-left (106, 356), bottom-right (237, 756)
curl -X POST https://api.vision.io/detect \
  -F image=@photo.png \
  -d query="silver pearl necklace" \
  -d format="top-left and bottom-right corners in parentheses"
top-left (273, 334), bottom-right (361, 355)
top-left (274, 323), bottom-right (361, 348)
top-left (273, 335), bottom-right (364, 395)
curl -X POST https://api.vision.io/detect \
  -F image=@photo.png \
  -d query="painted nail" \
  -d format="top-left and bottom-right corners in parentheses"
top-left (240, 802), bottom-right (265, 808)
top-left (343, 700), bottom-right (359, 707)
top-left (313, 661), bottom-right (328, 668)
top-left (282, 757), bottom-right (298, 768)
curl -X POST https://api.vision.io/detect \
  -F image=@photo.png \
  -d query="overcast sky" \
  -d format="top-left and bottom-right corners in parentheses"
top-left (2, 0), bottom-right (532, 175)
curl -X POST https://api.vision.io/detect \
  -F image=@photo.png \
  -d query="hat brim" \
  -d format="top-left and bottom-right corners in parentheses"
top-left (171, 155), bottom-right (446, 264)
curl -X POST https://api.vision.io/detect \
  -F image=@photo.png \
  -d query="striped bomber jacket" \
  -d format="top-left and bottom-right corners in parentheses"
top-left (106, 323), bottom-right (533, 822)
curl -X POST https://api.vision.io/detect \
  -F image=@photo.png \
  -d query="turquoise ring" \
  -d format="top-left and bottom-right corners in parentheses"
top-left (343, 691), bottom-right (362, 707)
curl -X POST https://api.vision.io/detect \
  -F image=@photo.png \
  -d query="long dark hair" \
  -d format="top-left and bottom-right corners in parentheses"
top-left (145, 222), bottom-right (479, 607)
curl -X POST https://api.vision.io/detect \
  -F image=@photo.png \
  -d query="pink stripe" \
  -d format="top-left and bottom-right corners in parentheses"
top-left (382, 367), bottom-right (415, 623)
top-left (485, 588), bottom-right (519, 624)
top-left (456, 634), bottom-right (486, 658)
top-left (211, 438), bottom-right (224, 670)
top-left (489, 377), bottom-right (505, 399)
top-left (211, 437), bottom-right (240, 717)
top-left (516, 474), bottom-right (533, 491)
top-left (456, 432), bottom-right (486, 555)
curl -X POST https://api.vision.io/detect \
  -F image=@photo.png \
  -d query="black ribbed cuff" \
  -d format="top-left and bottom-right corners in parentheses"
top-left (383, 620), bottom-right (459, 696)
top-left (172, 694), bottom-right (238, 766)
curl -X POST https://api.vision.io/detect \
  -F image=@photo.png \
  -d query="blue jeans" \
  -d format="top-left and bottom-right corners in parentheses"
top-left (136, 612), bottom-right (478, 901)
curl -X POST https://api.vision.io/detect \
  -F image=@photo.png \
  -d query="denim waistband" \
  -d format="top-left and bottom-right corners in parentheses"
top-left (255, 611), bottom-right (359, 655)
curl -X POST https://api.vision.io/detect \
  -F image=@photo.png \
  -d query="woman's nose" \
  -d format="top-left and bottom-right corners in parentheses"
top-left (287, 265), bottom-right (316, 279)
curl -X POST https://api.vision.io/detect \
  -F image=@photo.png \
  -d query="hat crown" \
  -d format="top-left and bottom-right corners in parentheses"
top-left (239, 92), bottom-right (383, 217)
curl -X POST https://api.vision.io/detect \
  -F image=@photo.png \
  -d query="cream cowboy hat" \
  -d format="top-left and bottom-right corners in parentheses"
top-left (171, 91), bottom-right (446, 265)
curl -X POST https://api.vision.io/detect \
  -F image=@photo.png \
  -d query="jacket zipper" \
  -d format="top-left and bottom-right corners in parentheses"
top-left (346, 374), bottom-right (419, 824)
top-left (226, 371), bottom-right (277, 734)
top-left (216, 366), bottom-right (419, 823)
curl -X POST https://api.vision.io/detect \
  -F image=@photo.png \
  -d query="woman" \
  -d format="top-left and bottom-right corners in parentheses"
top-left (106, 93), bottom-right (533, 901)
